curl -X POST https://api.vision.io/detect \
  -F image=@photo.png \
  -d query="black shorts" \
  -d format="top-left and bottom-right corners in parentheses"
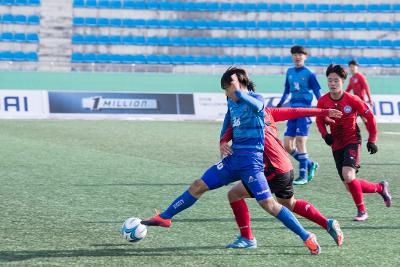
top-left (243, 170), bottom-right (294, 200)
top-left (333, 143), bottom-right (360, 181)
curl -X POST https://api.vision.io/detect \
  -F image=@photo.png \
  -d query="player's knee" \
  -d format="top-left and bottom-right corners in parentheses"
top-left (227, 189), bottom-right (239, 202)
top-left (277, 197), bottom-right (295, 211)
top-left (189, 179), bottom-right (208, 197)
top-left (258, 198), bottom-right (280, 216)
top-left (284, 143), bottom-right (293, 153)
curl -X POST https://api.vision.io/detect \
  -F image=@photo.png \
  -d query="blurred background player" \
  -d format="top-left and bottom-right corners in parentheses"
top-left (143, 68), bottom-right (321, 255)
top-left (277, 45), bottom-right (321, 185)
top-left (346, 60), bottom-right (374, 124)
top-left (220, 106), bottom-right (344, 249)
top-left (316, 64), bottom-right (392, 221)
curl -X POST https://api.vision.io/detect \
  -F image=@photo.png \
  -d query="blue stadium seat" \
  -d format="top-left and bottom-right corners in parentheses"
top-left (367, 21), bottom-right (380, 30)
top-left (281, 4), bottom-right (292, 12)
top-left (72, 35), bottom-right (84, 44)
top-left (367, 4), bottom-right (380, 13)
top-left (2, 14), bottom-right (14, 24)
top-left (318, 4), bottom-right (330, 13)
top-left (110, 18), bottom-right (122, 27)
top-left (257, 56), bottom-right (269, 65)
top-left (354, 4), bottom-right (366, 12)
top-left (331, 39), bottom-right (344, 48)
top-left (354, 21), bottom-right (367, 30)
top-left (14, 33), bottom-right (26, 42)
top-left (13, 51), bottom-right (26, 61)
top-left (257, 38), bottom-right (270, 47)
top-left (269, 56), bottom-right (282, 65)
top-left (86, 0), bottom-right (97, 8)
top-left (293, 21), bottom-right (306, 30)
top-left (330, 4), bottom-right (342, 13)
top-left (256, 3), bottom-right (268, 12)
top-left (84, 35), bottom-right (97, 44)
top-left (26, 51), bottom-right (38, 61)
top-left (73, 0), bottom-right (84, 8)
top-left (110, 0), bottom-right (121, 9)
top-left (318, 21), bottom-right (331, 30)
top-left (343, 21), bottom-right (355, 29)
top-left (319, 57), bottom-right (332, 65)
top-left (27, 15), bottom-right (39, 25)
top-left (330, 21), bottom-right (342, 30)
top-left (14, 15), bottom-right (27, 24)
top-left (15, 0), bottom-right (28, 5)
top-left (342, 4), bottom-right (354, 13)
top-left (71, 53), bottom-right (83, 62)
top-left (342, 39), bottom-right (355, 48)
top-left (270, 38), bottom-right (281, 47)
top-left (95, 54), bottom-right (110, 63)
top-left (306, 21), bottom-right (318, 30)
top-left (158, 55), bottom-right (171, 64)
top-left (208, 37), bottom-right (221, 47)
top-left (394, 4), bottom-right (400, 12)
top-left (393, 21), bottom-right (400, 29)
top-left (73, 17), bottom-right (84, 26)
top-left (98, 0), bottom-right (109, 9)
top-left (307, 57), bottom-right (320, 66)
top-left (0, 51), bottom-right (13, 61)
top-left (257, 21), bottom-right (269, 30)
top-left (293, 38), bottom-right (306, 46)
top-left (293, 3), bottom-right (305, 12)
top-left (354, 39), bottom-right (368, 47)
top-left (97, 18), bottom-right (109, 27)
top-left (379, 22), bottom-right (392, 30)
top-left (393, 40), bottom-right (400, 48)
top-left (131, 55), bottom-right (146, 64)
top-left (307, 39), bottom-right (320, 47)
top-left (381, 58), bottom-right (394, 67)
top-left (244, 56), bottom-right (257, 65)
top-left (243, 3), bottom-right (257, 12)
top-left (367, 57), bottom-right (381, 66)
top-left (366, 39), bottom-right (380, 48)
top-left (269, 21), bottom-right (282, 30)
top-left (306, 4), bottom-right (317, 12)
top-left (207, 55), bottom-right (219, 64)
top-left (1, 32), bottom-right (13, 42)
top-left (97, 35), bottom-right (111, 44)
top-left (380, 40), bottom-right (393, 48)
top-left (195, 20), bottom-right (208, 30)
top-left (282, 56), bottom-right (292, 65)
top-left (28, 0), bottom-right (40, 5)
top-left (85, 17), bottom-right (97, 27)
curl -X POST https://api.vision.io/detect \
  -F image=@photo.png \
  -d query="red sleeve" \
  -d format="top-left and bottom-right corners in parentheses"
top-left (352, 96), bottom-right (377, 143)
top-left (316, 99), bottom-right (328, 137)
top-left (220, 125), bottom-right (233, 144)
top-left (268, 107), bottom-right (330, 122)
top-left (345, 79), bottom-right (352, 92)
top-left (360, 74), bottom-right (372, 102)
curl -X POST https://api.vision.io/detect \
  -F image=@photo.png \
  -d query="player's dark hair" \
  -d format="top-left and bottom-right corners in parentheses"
top-left (326, 64), bottom-right (348, 80)
top-left (348, 60), bottom-right (359, 66)
top-left (290, 45), bottom-right (307, 55)
top-left (221, 66), bottom-right (256, 92)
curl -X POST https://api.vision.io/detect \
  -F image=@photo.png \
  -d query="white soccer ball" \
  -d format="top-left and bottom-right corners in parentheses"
top-left (121, 217), bottom-right (147, 242)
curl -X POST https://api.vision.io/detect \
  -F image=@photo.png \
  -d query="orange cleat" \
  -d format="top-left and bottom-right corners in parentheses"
top-left (304, 232), bottom-right (321, 255)
top-left (141, 210), bottom-right (172, 228)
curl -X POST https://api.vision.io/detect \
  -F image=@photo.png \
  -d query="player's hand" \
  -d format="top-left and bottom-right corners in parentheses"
top-left (369, 101), bottom-right (375, 107)
top-left (220, 142), bottom-right (232, 158)
top-left (367, 142), bottom-right (378, 154)
top-left (323, 134), bottom-right (334, 146)
top-left (327, 109), bottom-right (342, 119)
top-left (324, 116), bottom-right (336, 124)
top-left (276, 103), bottom-right (282, 108)
top-left (230, 74), bottom-right (240, 90)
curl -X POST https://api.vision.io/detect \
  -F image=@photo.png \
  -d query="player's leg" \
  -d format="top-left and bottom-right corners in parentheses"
top-left (243, 170), bottom-right (320, 255)
top-left (225, 182), bottom-right (257, 248)
top-left (284, 119), bottom-right (297, 155)
top-left (142, 157), bottom-right (235, 227)
top-left (358, 179), bottom-right (392, 207)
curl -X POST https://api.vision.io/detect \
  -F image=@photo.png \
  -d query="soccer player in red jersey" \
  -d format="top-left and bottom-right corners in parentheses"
top-left (316, 64), bottom-right (392, 221)
top-left (220, 106), bottom-right (344, 248)
top-left (346, 60), bottom-right (373, 107)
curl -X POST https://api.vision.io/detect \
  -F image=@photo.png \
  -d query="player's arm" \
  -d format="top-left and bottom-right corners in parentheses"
top-left (361, 75), bottom-right (373, 106)
top-left (219, 111), bottom-right (233, 157)
top-left (277, 75), bottom-right (290, 107)
top-left (353, 96), bottom-right (378, 153)
top-left (345, 81), bottom-right (352, 93)
top-left (234, 90), bottom-right (264, 113)
top-left (309, 72), bottom-right (321, 99)
top-left (316, 100), bottom-right (334, 146)
top-left (268, 107), bottom-right (342, 122)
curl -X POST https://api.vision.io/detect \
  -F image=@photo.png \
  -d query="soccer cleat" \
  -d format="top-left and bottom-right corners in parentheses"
top-left (379, 181), bottom-right (392, 208)
top-left (307, 162), bottom-right (319, 182)
top-left (304, 232), bottom-right (321, 255)
top-left (141, 210), bottom-right (171, 227)
top-left (354, 210), bottom-right (368, 221)
top-left (226, 236), bottom-right (257, 249)
top-left (293, 176), bottom-right (308, 185)
top-left (327, 219), bottom-right (343, 246)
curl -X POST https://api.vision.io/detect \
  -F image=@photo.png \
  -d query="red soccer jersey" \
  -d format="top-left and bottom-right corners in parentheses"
top-left (345, 72), bottom-right (372, 102)
top-left (220, 107), bottom-right (331, 178)
top-left (316, 92), bottom-right (377, 151)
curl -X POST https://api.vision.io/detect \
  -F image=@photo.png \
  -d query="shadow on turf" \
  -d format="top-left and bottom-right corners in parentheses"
top-left (0, 245), bottom-right (308, 262)
top-left (86, 217), bottom-right (276, 224)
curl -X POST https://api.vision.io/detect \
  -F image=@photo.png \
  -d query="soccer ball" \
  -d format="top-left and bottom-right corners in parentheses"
top-left (121, 217), bottom-right (147, 242)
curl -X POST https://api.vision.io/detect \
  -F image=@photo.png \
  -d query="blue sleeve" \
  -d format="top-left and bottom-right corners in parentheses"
top-left (234, 91), bottom-right (264, 112)
top-left (278, 76), bottom-right (290, 105)
top-left (309, 72), bottom-right (321, 99)
top-left (220, 110), bottom-right (231, 139)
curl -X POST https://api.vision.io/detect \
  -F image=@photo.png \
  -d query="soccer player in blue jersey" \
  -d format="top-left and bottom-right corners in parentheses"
top-left (142, 67), bottom-right (321, 255)
top-left (277, 45), bottom-right (321, 185)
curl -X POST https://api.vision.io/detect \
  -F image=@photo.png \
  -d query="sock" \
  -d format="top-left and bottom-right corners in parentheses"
top-left (298, 153), bottom-right (309, 179)
top-left (347, 180), bottom-right (366, 212)
top-left (358, 179), bottom-right (383, 193)
top-left (160, 190), bottom-right (198, 219)
top-left (307, 159), bottom-right (313, 170)
top-left (230, 199), bottom-right (253, 240)
top-left (293, 199), bottom-right (328, 230)
top-left (290, 149), bottom-right (300, 162)
top-left (276, 206), bottom-right (310, 241)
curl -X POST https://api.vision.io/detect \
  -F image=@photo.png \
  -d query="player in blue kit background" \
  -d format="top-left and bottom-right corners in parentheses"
top-left (277, 45), bottom-right (322, 185)
top-left (142, 67), bottom-right (321, 255)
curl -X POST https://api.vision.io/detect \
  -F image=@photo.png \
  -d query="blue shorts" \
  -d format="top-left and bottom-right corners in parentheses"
top-left (201, 152), bottom-right (272, 201)
top-left (284, 117), bottom-right (312, 137)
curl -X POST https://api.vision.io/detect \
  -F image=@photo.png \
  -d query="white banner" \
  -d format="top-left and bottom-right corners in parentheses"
top-left (194, 93), bottom-right (400, 123)
top-left (0, 90), bottom-right (49, 118)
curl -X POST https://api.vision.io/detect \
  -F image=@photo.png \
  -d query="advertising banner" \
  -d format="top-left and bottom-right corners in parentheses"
top-left (0, 90), bottom-right (48, 118)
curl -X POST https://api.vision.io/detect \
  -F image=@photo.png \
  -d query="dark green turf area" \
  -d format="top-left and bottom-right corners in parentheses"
top-left (0, 120), bottom-right (399, 266)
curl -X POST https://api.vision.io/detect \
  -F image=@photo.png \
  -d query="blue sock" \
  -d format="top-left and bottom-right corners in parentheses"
top-left (307, 159), bottom-right (314, 170)
top-left (290, 149), bottom-right (300, 162)
top-left (160, 190), bottom-right (198, 219)
top-left (298, 153), bottom-right (309, 179)
top-left (276, 206), bottom-right (310, 241)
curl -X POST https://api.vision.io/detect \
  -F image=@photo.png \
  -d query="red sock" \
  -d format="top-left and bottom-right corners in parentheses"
top-left (347, 180), bottom-right (366, 212)
top-left (358, 179), bottom-right (383, 193)
top-left (293, 199), bottom-right (328, 229)
top-left (230, 199), bottom-right (253, 240)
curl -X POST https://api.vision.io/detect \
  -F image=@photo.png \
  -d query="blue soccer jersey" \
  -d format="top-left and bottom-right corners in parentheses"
top-left (279, 66), bottom-right (321, 108)
top-left (220, 91), bottom-right (265, 152)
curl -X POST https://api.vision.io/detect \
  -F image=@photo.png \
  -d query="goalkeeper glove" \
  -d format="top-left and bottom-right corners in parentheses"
top-left (367, 142), bottom-right (378, 154)
top-left (323, 134), bottom-right (334, 146)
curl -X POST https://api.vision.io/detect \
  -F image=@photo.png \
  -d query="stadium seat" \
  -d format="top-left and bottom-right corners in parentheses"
top-left (71, 53), bottom-right (83, 62)
top-left (72, 35), bottom-right (84, 44)
top-left (73, 17), bottom-right (84, 26)
top-left (27, 15), bottom-right (40, 25)
top-left (342, 4), bottom-right (354, 13)
top-left (14, 33), bottom-right (26, 42)
top-left (318, 4), bottom-right (330, 13)
top-left (28, 0), bottom-right (40, 5)
top-left (26, 33), bottom-right (39, 43)
top-left (86, 0), bottom-right (97, 8)
top-left (0, 51), bottom-right (13, 61)
top-left (14, 15), bottom-right (27, 24)
top-left (367, 4), bottom-right (380, 13)
top-left (98, 0), bottom-right (109, 9)
top-left (26, 51), bottom-right (38, 61)
top-left (2, 14), bottom-right (14, 24)
top-left (13, 51), bottom-right (26, 61)
top-left (1, 32), bottom-right (13, 42)
top-left (330, 4), bottom-right (342, 13)
top-left (354, 4), bottom-right (367, 13)
top-left (73, 0), bottom-right (84, 8)
top-left (110, 18), bottom-right (122, 27)
top-left (306, 4), bottom-right (318, 12)
top-left (380, 40), bottom-right (393, 48)
top-left (15, 0), bottom-right (28, 5)
top-left (82, 53), bottom-right (96, 63)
